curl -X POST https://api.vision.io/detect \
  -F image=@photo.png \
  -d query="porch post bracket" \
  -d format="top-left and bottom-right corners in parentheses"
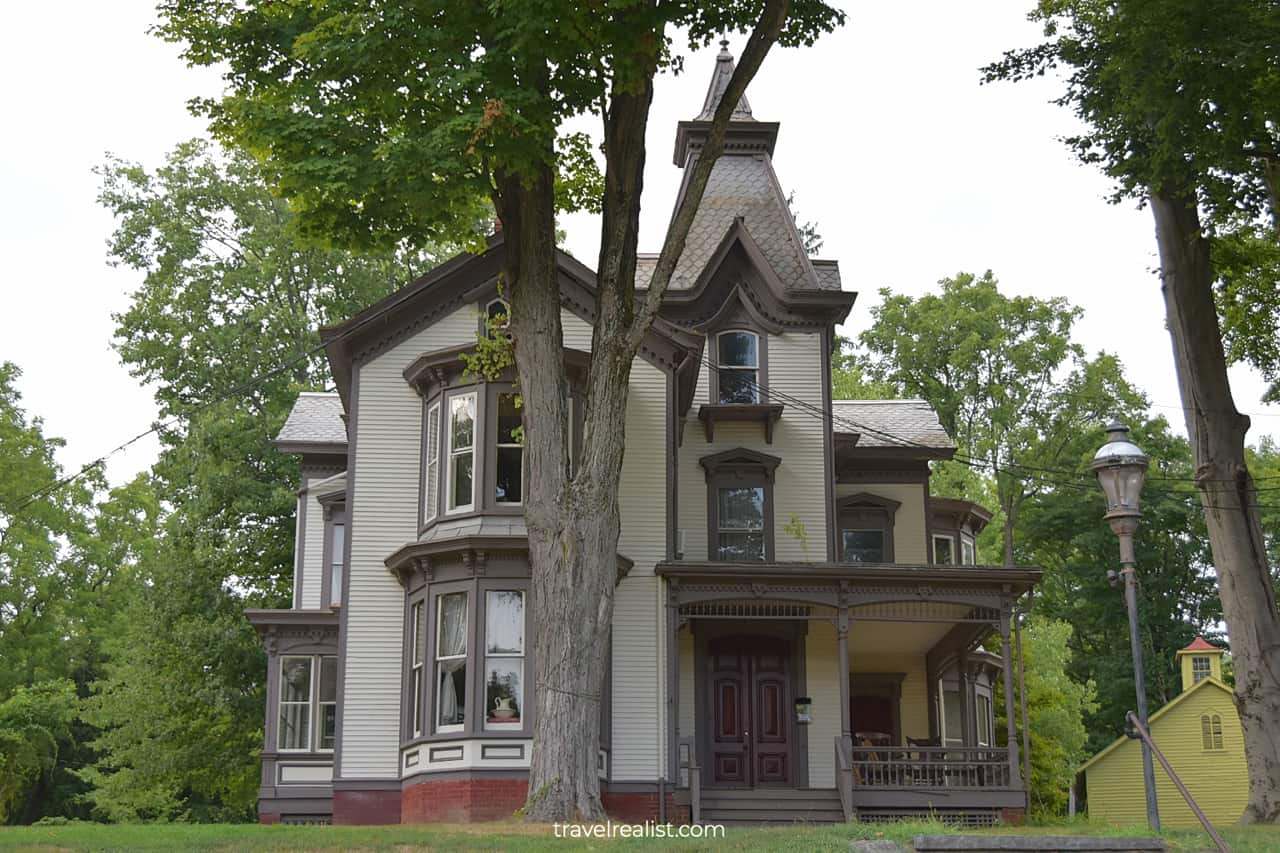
top-left (838, 604), bottom-right (852, 742)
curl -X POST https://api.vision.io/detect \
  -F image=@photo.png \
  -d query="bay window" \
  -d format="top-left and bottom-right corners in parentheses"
top-left (484, 590), bottom-right (525, 729)
top-left (424, 403), bottom-right (441, 521)
top-left (277, 655), bottom-right (337, 752)
top-left (435, 592), bottom-right (468, 731)
top-left (933, 534), bottom-right (955, 565)
top-left (410, 601), bottom-right (425, 737)
top-left (447, 394), bottom-right (476, 513)
top-left (327, 509), bottom-right (345, 606)
top-left (716, 330), bottom-right (760, 404)
top-left (494, 393), bottom-right (523, 504)
top-left (960, 537), bottom-right (976, 566)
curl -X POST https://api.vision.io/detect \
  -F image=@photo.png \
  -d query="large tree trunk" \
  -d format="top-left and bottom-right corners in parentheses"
top-left (1151, 190), bottom-right (1280, 823)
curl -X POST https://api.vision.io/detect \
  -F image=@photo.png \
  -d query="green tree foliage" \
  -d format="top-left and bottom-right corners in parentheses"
top-left (0, 680), bottom-right (78, 823)
top-left (1016, 419), bottom-right (1224, 752)
top-left (80, 141), bottom-right (442, 820)
top-left (855, 272), bottom-right (1147, 564)
top-left (830, 335), bottom-right (899, 401)
top-left (994, 618), bottom-right (1098, 817)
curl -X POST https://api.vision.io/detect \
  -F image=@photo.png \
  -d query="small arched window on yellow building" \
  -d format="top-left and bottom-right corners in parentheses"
top-left (1201, 713), bottom-right (1224, 750)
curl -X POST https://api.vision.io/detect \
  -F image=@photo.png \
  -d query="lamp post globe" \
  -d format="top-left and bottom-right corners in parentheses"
top-left (1092, 421), bottom-right (1159, 831)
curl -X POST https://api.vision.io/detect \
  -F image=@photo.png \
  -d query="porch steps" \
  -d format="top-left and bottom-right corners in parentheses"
top-left (699, 788), bottom-right (845, 825)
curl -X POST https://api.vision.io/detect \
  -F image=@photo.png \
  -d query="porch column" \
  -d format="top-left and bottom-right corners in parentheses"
top-left (666, 581), bottom-right (680, 784)
top-left (999, 605), bottom-right (1023, 789)
top-left (837, 605), bottom-right (851, 743)
top-left (958, 651), bottom-right (973, 747)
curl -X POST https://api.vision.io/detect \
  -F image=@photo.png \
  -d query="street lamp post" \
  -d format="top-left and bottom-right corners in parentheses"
top-left (1091, 422), bottom-right (1160, 832)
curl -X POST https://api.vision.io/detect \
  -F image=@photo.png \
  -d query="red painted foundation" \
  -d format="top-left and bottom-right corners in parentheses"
top-left (1000, 807), bottom-right (1027, 825)
top-left (258, 813), bottom-right (281, 825)
top-left (601, 791), bottom-right (689, 824)
top-left (333, 787), bottom-right (403, 825)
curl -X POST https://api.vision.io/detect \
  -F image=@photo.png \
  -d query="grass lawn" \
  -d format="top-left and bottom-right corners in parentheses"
top-left (0, 820), bottom-right (1275, 852)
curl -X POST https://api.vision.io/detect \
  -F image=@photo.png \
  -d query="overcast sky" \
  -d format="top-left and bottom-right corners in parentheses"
top-left (3, 1), bottom-right (1278, 490)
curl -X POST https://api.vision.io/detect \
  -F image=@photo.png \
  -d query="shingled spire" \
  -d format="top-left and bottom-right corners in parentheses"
top-left (695, 39), bottom-right (755, 121)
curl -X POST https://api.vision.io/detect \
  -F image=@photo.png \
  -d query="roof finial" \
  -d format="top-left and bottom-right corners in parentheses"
top-left (695, 38), bottom-right (754, 121)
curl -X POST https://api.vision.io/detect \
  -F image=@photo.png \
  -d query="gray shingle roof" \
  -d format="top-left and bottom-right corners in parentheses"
top-left (831, 399), bottom-right (954, 449)
top-left (667, 153), bottom-right (822, 291)
top-left (696, 41), bottom-right (755, 121)
top-left (277, 392), bottom-right (347, 446)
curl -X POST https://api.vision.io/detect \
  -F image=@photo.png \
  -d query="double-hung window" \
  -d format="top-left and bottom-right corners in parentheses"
top-left (424, 403), bottom-right (441, 520)
top-left (1191, 655), bottom-right (1212, 684)
top-left (278, 655), bottom-right (337, 752)
top-left (716, 331), bottom-right (760, 404)
top-left (716, 486), bottom-right (766, 561)
top-left (495, 393), bottom-right (523, 504)
top-left (410, 602), bottom-right (425, 737)
top-left (960, 537), bottom-right (976, 566)
top-left (484, 590), bottom-right (525, 729)
top-left (447, 394), bottom-right (476, 513)
top-left (977, 694), bottom-right (992, 746)
top-left (436, 592), bottom-right (468, 731)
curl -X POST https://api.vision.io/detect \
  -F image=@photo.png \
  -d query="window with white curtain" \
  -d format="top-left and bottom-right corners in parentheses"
top-left (436, 592), bottom-right (468, 730)
top-left (484, 591), bottom-right (525, 729)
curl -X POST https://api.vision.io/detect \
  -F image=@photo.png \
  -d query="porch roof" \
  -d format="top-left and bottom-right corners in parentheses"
top-left (655, 560), bottom-right (1040, 595)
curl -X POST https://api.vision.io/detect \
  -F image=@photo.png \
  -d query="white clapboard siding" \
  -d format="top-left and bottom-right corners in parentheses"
top-left (678, 631), bottom-right (695, 742)
top-left (836, 483), bottom-right (928, 564)
top-left (612, 358), bottom-right (667, 780)
top-left (678, 331), bottom-right (828, 562)
top-left (341, 305), bottom-right (478, 778)
top-left (298, 476), bottom-right (327, 608)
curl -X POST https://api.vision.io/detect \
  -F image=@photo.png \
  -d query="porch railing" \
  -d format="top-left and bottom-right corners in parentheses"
top-left (851, 746), bottom-right (1011, 789)
top-left (835, 736), bottom-right (854, 821)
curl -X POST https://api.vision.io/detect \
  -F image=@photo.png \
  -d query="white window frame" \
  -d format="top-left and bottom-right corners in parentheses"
top-left (483, 590), bottom-right (526, 731)
top-left (494, 392), bottom-right (523, 506)
top-left (435, 591), bottom-right (468, 733)
top-left (715, 330), bottom-right (760, 404)
top-left (277, 654), bottom-right (337, 753)
top-left (446, 392), bottom-right (477, 515)
top-left (977, 694), bottom-right (992, 746)
top-left (960, 536), bottom-right (976, 566)
top-left (1191, 655), bottom-right (1212, 683)
top-left (424, 402), bottom-right (441, 521)
top-left (485, 298), bottom-right (511, 331)
top-left (933, 534), bottom-right (956, 565)
top-left (410, 601), bottom-right (425, 738)
top-left (317, 656), bottom-right (337, 752)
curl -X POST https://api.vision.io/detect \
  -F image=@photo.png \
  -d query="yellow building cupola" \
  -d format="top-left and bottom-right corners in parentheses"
top-left (1175, 636), bottom-right (1225, 692)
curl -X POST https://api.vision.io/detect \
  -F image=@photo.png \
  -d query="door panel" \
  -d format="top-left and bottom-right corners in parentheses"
top-left (708, 636), bottom-right (792, 787)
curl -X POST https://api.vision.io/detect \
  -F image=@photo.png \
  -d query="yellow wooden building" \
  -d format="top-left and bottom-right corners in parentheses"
top-left (1080, 637), bottom-right (1247, 827)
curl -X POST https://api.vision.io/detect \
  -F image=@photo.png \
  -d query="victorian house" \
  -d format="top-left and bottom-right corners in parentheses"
top-left (247, 45), bottom-right (1040, 826)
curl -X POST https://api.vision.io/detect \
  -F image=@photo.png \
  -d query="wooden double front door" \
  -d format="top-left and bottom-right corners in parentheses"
top-left (707, 636), bottom-right (793, 787)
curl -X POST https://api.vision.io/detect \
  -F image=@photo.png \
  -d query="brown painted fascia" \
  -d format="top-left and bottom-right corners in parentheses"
top-left (654, 560), bottom-right (1042, 590)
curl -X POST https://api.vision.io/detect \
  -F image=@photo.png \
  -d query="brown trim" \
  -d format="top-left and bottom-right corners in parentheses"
top-left (707, 323), bottom-right (771, 405)
top-left (293, 484), bottom-right (309, 609)
top-left (696, 403), bottom-right (784, 443)
top-left (666, 370), bottom-right (678, 561)
top-left (319, 504), bottom-right (346, 608)
top-left (332, 361), bottom-right (359, 781)
top-left (821, 325), bottom-right (837, 562)
top-left (701, 448), bottom-right (781, 562)
top-left (835, 492), bottom-right (901, 564)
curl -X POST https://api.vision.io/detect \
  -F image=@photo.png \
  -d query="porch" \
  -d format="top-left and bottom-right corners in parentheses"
top-left (656, 561), bottom-right (1039, 824)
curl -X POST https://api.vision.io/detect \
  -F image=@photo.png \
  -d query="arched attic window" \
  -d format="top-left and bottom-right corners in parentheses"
top-left (485, 298), bottom-right (512, 336)
top-left (715, 330), bottom-right (760, 404)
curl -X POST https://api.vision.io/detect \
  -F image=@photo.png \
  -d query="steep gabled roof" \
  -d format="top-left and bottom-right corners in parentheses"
top-left (1079, 677), bottom-right (1236, 773)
